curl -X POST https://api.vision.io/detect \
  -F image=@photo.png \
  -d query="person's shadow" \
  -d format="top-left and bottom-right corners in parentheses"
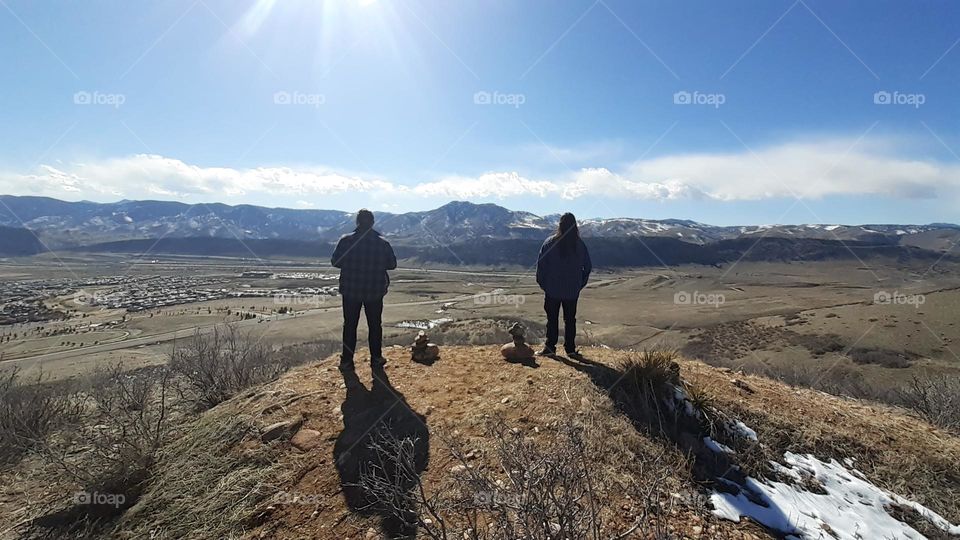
top-left (333, 366), bottom-right (430, 539)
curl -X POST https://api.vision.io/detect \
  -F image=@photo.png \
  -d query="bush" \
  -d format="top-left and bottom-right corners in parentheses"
top-left (895, 374), bottom-right (960, 433)
top-left (29, 364), bottom-right (177, 535)
top-left (0, 368), bottom-right (82, 464)
top-left (170, 324), bottom-right (294, 410)
top-left (610, 350), bottom-right (684, 424)
top-left (357, 419), bottom-right (665, 540)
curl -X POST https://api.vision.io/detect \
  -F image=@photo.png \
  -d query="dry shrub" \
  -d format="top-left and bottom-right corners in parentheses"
top-left (170, 324), bottom-right (294, 410)
top-left (358, 415), bottom-right (674, 540)
top-left (608, 350), bottom-right (694, 435)
top-left (111, 411), bottom-right (294, 539)
top-left (26, 364), bottom-right (177, 536)
top-left (0, 368), bottom-right (82, 465)
top-left (760, 361), bottom-right (873, 399)
top-left (895, 374), bottom-right (960, 433)
top-left (614, 350), bottom-right (681, 402)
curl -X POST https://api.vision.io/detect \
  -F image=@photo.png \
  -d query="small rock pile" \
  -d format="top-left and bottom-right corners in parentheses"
top-left (410, 330), bottom-right (440, 363)
top-left (500, 322), bottom-right (535, 361)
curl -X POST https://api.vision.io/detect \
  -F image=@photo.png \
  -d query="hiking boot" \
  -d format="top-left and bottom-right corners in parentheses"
top-left (535, 347), bottom-right (557, 356)
top-left (566, 349), bottom-right (585, 361)
top-left (371, 356), bottom-right (388, 368)
top-left (338, 356), bottom-right (355, 371)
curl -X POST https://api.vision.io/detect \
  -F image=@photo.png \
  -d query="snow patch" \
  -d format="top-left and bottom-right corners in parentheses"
top-left (731, 420), bottom-right (757, 441)
top-left (711, 452), bottom-right (960, 539)
top-left (704, 436), bottom-right (735, 455)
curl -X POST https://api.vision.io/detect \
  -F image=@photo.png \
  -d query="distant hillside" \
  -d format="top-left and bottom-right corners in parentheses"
top-left (0, 226), bottom-right (45, 256)
top-left (2, 195), bottom-right (958, 251)
top-left (74, 235), bottom-right (953, 268)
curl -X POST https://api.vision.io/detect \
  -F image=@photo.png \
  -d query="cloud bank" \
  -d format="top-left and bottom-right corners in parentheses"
top-left (2, 138), bottom-right (957, 206)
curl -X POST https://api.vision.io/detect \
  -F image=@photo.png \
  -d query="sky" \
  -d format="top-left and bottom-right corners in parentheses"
top-left (1, 0), bottom-right (958, 225)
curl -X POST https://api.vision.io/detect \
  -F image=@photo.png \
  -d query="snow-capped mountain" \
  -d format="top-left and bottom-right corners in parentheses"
top-left (0, 195), bottom-right (956, 251)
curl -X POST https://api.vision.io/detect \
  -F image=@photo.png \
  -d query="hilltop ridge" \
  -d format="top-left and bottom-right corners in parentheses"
top-left (10, 344), bottom-right (952, 539)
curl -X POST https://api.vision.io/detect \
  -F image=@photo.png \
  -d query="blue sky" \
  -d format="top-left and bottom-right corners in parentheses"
top-left (1, 0), bottom-right (958, 225)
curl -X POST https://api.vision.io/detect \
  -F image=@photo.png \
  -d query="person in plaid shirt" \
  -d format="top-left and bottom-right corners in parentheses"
top-left (331, 209), bottom-right (397, 369)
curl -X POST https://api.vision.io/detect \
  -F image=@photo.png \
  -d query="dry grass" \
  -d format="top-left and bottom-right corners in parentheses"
top-left (113, 411), bottom-right (301, 539)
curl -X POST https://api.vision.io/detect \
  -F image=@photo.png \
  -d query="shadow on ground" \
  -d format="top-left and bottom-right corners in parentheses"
top-left (333, 365), bottom-right (430, 539)
top-left (548, 351), bottom-right (796, 535)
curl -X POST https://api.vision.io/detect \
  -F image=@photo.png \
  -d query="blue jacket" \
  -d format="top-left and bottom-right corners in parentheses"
top-left (536, 236), bottom-right (592, 300)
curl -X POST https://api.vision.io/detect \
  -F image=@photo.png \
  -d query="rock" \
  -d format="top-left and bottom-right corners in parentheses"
top-left (501, 342), bottom-right (535, 360)
top-left (411, 330), bottom-right (440, 363)
top-left (260, 415), bottom-right (304, 443)
top-left (501, 322), bottom-right (535, 361)
top-left (290, 428), bottom-right (323, 451)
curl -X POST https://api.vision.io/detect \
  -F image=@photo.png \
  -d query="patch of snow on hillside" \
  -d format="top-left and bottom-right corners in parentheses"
top-left (711, 452), bottom-right (960, 539)
top-left (730, 420), bottom-right (757, 441)
top-left (703, 437), bottom-right (734, 454)
top-left (824, 225), bottom-right (842, 231)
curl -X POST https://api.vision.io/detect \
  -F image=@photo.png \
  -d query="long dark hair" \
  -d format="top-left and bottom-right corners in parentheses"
top-left (551, 212), bottom-right (579, 257)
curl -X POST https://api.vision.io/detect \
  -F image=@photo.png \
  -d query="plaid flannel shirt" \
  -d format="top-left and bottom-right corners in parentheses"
top-left (331, 228), bottom-right (397, 300)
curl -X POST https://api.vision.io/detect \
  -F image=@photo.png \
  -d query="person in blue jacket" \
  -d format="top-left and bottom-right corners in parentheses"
top-left (535, 213), bottom-right (592, 359)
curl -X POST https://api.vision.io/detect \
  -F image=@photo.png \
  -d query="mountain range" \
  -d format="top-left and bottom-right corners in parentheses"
top-left (0, 195), bottom-right (957, 265)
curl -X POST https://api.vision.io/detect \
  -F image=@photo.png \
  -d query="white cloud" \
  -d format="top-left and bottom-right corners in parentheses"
top-left (1, 138), bottom-right (957, 206)
top-left (625, 139), bottom-right (954, 201)
top-left (413, 171), bottom-right (559, 199)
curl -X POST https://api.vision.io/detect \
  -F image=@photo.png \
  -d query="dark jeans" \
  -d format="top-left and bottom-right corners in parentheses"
top-left (341, 296), bottom-right (384, 362)
top-left (544, 296), bottom-right (578, 352)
